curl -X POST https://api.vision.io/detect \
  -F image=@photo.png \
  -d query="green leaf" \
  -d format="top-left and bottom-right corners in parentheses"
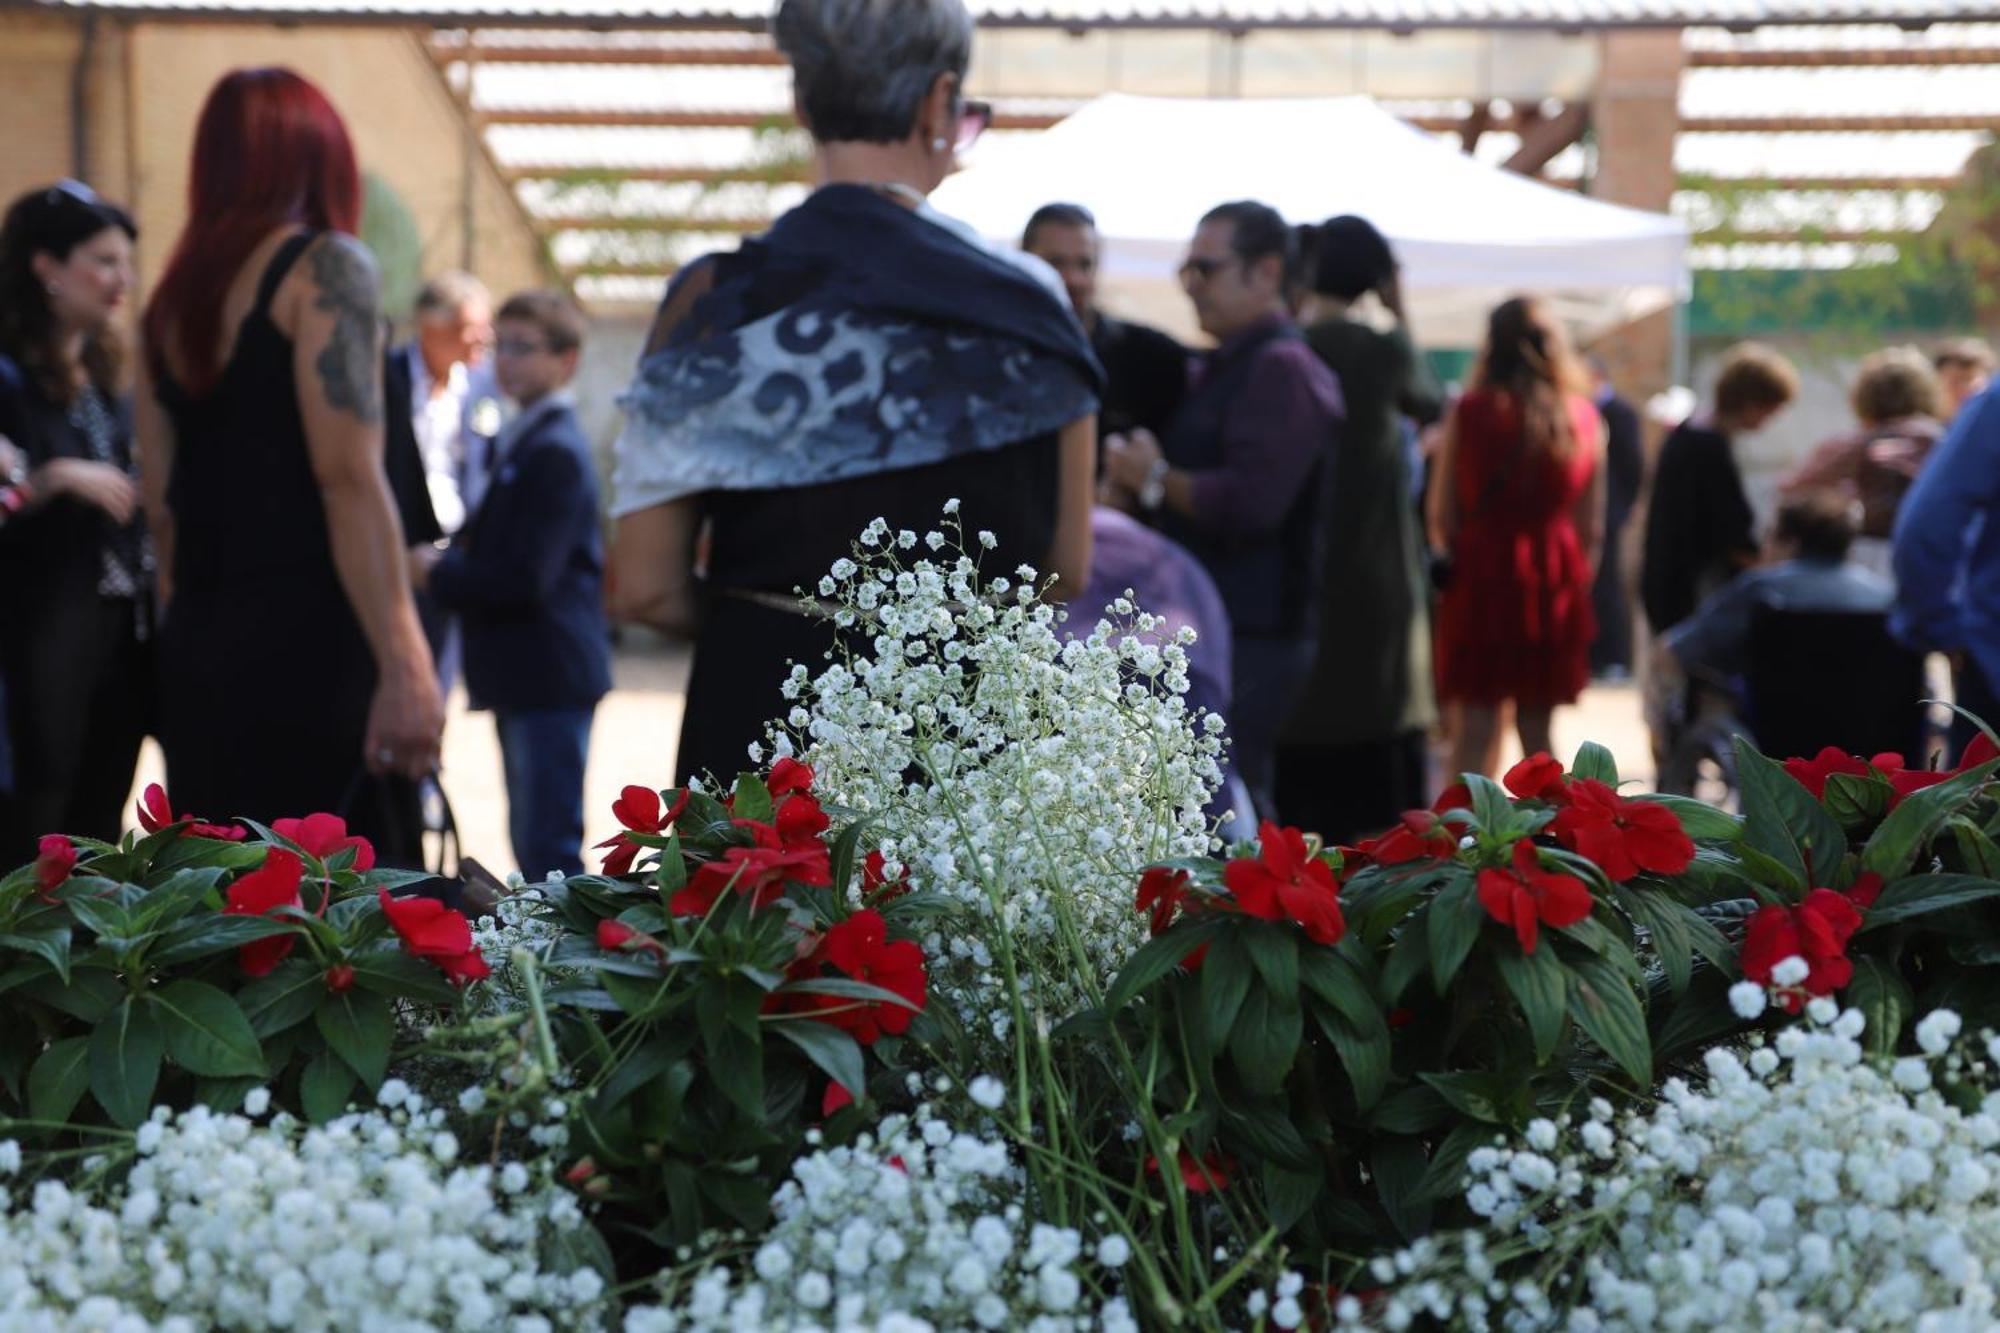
top-left (1572, 741), bottom-right (1619, 785)
top-left (1313, 1007), bottom-right (1390, 1109)
top-left (1103, 917), bottom-right (1226, 1013)
top-left (1370, 1084), bottom-right (1450, 1134)
top-left (776, 976), bottom-right (922, 1013)
top-left (1615, 887), bottom-right (1691, 996)
top-left (152, 980), bottom-right (266, 1078)
top-left (1373, 1136), bottom-right (1433, 1240)
top-left (1861, 873), bottom-right (2000, 927)
top-left (300, 1047), bottom-right (356, 1122)
top-left (1862, 759), bottom-right (2000, 880)
top-left (1416, 1121), bottom-right (1494, 1204)
top-left (1225, 1106), bottom-right (1315, 1170)
top-left (1824, 772), bottom-right (1893, 830)
top-left (24, 967), bottom-right (122, 1023)
top-left (1494, 943), bottom-right (1568, 1062)
top-left (236, 960), bottom-right (327, 1037)
top-left (1734, 738), bottom-right (1848, 888)
top-left (1638, 793), bottom-right (1742, 843)
top-left (315, 990), bottom-right (393, 1090)
top-left (1298, 948), bottom-right (1383, 1034)
top-left (770, 1019), bottom-right (867, 1102)
top-left (592, 1033), bottom-right (686, 1114)
top-left (1418, 1070), bottom-right (1507, 1124)
top-left (1426, 873), bottom-right (1482, 992)
top-left (150, 914), bottom-right (296, 968)
top-left (1199, 931), bottom-right (1253, 1051)
top-left (1464, 774), bottom-right (1514, 834)
top-left (1845, 955), bottom-right (1912, 1054)
top-left (1231, 987), bottom-right (1302, 1096)
top-left (1247, 922), bottom-right (1299, 999)
top-left (0, 929), bottom-right (70, 985)
top-left (89, 996), bottom-right (163, 1127)
top-left (67, 896), bottom-right (139, 947)
top-left (706, 1024), bottom-right (764, 1119)
top-left (195, 1076), bottom-right (261, 1113)
top-left (1380, 926), bottom-right (1427, 1005)
top-left (347, 949), bottom-right (460, 1004)
top-left (730, 772), bottom-right (774, 825)
top-left (1567, 954), bottom-right (1652, 1086)
top-left (1262, 1162), bottom-right (1323, 1233)
top-left (27, 1036), bottom-right (90, 1123)
top-left (1950, 817), bottom-right (2000, 879)
top-left (828, 819), bottom-right (869, 899)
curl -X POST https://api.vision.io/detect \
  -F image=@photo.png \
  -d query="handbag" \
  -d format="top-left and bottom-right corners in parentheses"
top-left (338, 768), bottom-right (503, 915)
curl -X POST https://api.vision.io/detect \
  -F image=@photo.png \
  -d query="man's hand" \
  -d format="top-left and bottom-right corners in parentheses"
top-left (1102, 428), bottom-right (1164, 494)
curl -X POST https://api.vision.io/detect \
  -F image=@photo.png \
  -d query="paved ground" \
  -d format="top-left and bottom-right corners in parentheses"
top-left (129, 639), bottom-right (1656, 878)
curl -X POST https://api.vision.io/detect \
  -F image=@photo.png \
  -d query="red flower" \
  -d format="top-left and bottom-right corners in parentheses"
top-left (324, 963), bottom-right (356, 994)
top-left (1503, 752), bottom-right (1568, 802)
top-left (1962, 732), bottom-right (2000, 770)
top-left (1886, 766), bottom-right (1953, 804)
top-left (33, 835), bottom-right (76, 894)
top-left (1548, 778), bottom-right (1696, 881)
top-left (821, 1080), bottom-right (855, 1117)
top-left (1781, 747), bottom-right (1910, 800)
top-left (1135, 867), bottom-right (1191, 935)
top-left (805, 908), bottom-right (927, 1044)
top-left (596, 917), bottom-right (665, 959)
top-left (1353, 810), bottom-right (1457, 868)
top-left (1740, 887), bottom-right (1863, 1011)
top-left (271, 813), bottom-right (375, 871)
top-left (134, 783), bottom-right (244, 841)
top-left (1432, 781), bottom-right (1473, 814)
top-left (669, 845), bottom-right (830, 917)
top-left (1224, 822), bottom-right (1345, 946)
top-left (377, 888), bottom-right (490, 986)
top-left (1845, 871), bottom-right (1885, 909)
top-left (595, 785), bottom-right (690, 876)
top-left (1475, 841), bottom-right (1593, 955)
top-left (1145, 1148), bottom-right (1234, 1193)
top-left (224, 848), bottom-right (305, 977)
top-left (861, 850), bottom-right (910, 900)
top-left (1387, 1007), bottom-right (1416, 1028)
top-left (766, 757), bottom-right (814, 799)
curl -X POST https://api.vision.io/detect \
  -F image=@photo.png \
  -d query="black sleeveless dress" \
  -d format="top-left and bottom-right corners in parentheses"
top-left (156, 233), bottom-right (378, 828)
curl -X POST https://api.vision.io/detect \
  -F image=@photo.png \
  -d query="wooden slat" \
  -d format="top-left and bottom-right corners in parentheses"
top-left (431, 43), bottom-right (784, 66)
top-left (1678, 175), bottom-right (1962, 190)
top-left (505, 164), bottom-right (809, 184)
top-left (479, 107), bottom-right (1067, 130)
top-left (1687, 47), bottom-right (2000, 68)
top-left (536, 214), bottom-right (768, 232)
top-left (1691, 229), bottom-right (1917, 244)
top-left (1680, 114), bottom-right (2000, 132)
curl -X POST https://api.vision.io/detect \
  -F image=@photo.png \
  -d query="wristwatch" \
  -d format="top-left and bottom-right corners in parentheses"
top-left (1138, 459), bottom-right (1170, 513)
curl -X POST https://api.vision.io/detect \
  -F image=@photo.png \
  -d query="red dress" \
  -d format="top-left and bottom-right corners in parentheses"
top-left (1435, 389), bottom-right (1598, 708)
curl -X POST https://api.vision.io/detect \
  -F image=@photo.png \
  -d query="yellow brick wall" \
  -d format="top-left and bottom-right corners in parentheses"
top-left (0, 15), bottom-right (90, 205)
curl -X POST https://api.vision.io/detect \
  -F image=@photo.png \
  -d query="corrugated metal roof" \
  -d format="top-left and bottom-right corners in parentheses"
top-left (21, 0), bottom-right (2000, 29)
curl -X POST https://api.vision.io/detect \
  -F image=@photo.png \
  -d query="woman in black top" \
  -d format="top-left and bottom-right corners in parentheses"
top-left (0, 182), bottom-right (150, 863)
top-left (608, 0), bottom-right (1099, 787)
top-left (137, 68), bottom-right (442, 835)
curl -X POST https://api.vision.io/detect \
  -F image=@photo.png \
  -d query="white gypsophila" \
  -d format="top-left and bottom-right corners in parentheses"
top-left (0, 1097), bottom-right (603, 1331)
top-left (772, 519), bottom-right (1224, 1035)
top-left (1358, 1007), bottom-right (2000, 1331)
top-left (628, 1105), bottom-right (1125, 1331)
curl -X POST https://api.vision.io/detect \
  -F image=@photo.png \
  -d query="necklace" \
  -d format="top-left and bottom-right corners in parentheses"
top-left (867, 181), bottom-right (928, 209)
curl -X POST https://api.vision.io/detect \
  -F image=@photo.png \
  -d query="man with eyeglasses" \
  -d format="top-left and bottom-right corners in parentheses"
top-left (1102, 200), bottom-right (1344, 822)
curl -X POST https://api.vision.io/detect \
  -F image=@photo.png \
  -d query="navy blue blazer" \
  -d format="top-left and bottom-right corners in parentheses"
top-left (427, 398), bottom-right (612, 713)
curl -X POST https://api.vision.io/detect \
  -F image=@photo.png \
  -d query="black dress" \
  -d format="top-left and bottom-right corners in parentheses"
top-left (0, 359), bottom-right (153, 864)
top-left (1640, 419), bottom-right (1757, 635)
top-left (155, 233), bottom-right (378, 830)
top-left (676, 439), bottom-right (1059, 786)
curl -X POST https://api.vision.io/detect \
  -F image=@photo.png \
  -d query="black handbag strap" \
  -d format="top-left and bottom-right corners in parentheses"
top-left (334, 767), bottom-right (459, 879)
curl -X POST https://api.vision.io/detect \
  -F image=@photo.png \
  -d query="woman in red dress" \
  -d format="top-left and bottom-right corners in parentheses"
top-left (1428, 297), bottom-right (1604, 779)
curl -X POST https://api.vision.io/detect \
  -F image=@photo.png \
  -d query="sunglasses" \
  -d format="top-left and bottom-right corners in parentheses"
top-left (494, 337), bottom-right (551, 358)
top-left (956, 99), bottom-right (993, 151)
top-left (1178, 255), bottom-right (1239, 284)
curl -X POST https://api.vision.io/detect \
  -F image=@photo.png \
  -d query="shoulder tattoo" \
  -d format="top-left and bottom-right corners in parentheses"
top-left (306, 237), bottom-right (383, 426)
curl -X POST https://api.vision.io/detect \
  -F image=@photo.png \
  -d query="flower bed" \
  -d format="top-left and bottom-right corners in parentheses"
top-left (8, 514), bottom-right (2000, 1330)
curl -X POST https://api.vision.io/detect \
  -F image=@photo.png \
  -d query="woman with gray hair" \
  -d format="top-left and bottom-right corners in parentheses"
top-left (608, 0), bottom-right (1101, 788)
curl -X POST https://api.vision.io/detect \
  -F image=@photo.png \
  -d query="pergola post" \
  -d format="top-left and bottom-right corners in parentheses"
top-left (1588, 28), bottom-right (1685, 401)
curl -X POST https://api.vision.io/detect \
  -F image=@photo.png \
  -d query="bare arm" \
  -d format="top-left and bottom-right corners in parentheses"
top-left (1425, 407), bottom-right (1461, 553)
top-left (608, 497), bottom-right (702, 636)
top-left (286, 233), bottom-right (443, 776)
top-left (1042, 413), bottom-right (1095, 600)
top-left (134, 353), bottom-right (176, 606)
top-left (1573, 413), bottom-right (1607, 578)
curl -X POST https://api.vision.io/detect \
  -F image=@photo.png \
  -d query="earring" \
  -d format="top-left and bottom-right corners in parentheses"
top-left (45, 283), bottom-right (59, 297)
top-left (932, 137), bottom-right (948, 152)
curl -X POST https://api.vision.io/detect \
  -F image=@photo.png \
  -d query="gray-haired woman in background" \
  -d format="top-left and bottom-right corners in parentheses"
top-left (608, 0), bottom-right (1101, 787)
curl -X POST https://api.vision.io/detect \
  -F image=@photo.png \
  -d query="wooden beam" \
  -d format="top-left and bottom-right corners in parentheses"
top-left (1680, 114), bottom-right (2000, 133)
top-left (430, 43), bottom-right (785, 67)
top-left (536, 214), bottom-right (767, 232)
top-left (479, 107), bottom-right (1067, 130)
top-left (506, 164), bottom-right (810, 184)
top-left (1687, 47), bottom-right (2000, 68)
top-left (1504, 101), bottom-right (1587, 176)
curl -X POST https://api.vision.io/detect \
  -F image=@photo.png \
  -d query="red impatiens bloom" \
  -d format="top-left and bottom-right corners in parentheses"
top-left (1740, 887), bottom-right (1863, 1011)
top-left (1145, 1148), bottom-right (1234, 1193)
top-left (224, 848), bottom-right (305, 977)
top-left (1781, 747), bottom-right (1883, 798)
top-left (324, 963), bottom-right (356, 994)
top-left (821, 1080), bottom-right (855, 1117)
top-left (861, 850), bottom-right (911, 900)
top-left (1135, 866), bottom-right (1191, 935)
top-left (1224, 821), bottom-right (1345, 946)
top-left (595, 784), bottom-right (691, 877)
top-left (806, 908), bottom-right (927, 1044)
top-left (1548, 778), bottom-right (1696, 881)
top-left (669, 845), bottom-right (830, 917)
top-left (1962, 732), bottom-right (2000, 769)
top-left (135, 783), bottom-right (245, 841)
top-left (1503, 752), bottom-right (1568, 803)
top-left (33, 834), bottom-right (76, 895)
top-left (766, 757), bottom-right (815, 799)
top-left (271, 813), bottom-right (375, 871)
top-left (596, 917), bottom-right (666, 959)
top-left (1475, 840), bottom-right (1593, 955)
top-left (377, 888), bottom-right (491, 986)
top-left (1845, 871), bottom-right (1885, 910)
top-left (1352, 810), bottom-right (1456, 868)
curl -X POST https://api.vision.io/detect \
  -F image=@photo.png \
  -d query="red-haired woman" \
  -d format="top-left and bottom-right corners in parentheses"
top-left (0, 182), bottom-right (149, 865)
top-left (138, 68), bottom-right (442, 833)
top-left (1427, 297), bottom-right (1604, 779)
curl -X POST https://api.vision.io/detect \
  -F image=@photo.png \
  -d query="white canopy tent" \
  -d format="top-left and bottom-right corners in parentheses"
top-left (931, 93), bottom-right (1690, 349)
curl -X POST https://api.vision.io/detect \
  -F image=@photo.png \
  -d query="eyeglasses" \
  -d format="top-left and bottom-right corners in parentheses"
top-left (956, 99), bottom-right (993, 151)
top-left (493, 337), bottom-right (550, 358)
top-left (1178, 255), bottom-right (1238, 284)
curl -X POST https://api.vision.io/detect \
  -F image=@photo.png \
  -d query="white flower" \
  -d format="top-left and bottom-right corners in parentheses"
top-left (1728, 981), bottom-right (1768, 1020)
top-left (0, 1141), bottom-right (21, 1176)
top-left (967, 1075), bottom-right (1006, 1111)
top-left (1917, 1009), bottom-right (1963, 1055)
top-left (1771, 955), bottom-right (1811, 987)
top-left (1096, 1234), bottom-right (1131, 1268)
top-left (242, 1087), bottom-right (271, 1118)
top-left (1894, 1057), bottom-right (1933, 1092)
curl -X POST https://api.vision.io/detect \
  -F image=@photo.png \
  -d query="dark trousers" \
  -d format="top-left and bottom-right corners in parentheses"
top-left (1228, 632), bottom-right (1318, 824)
top-left (496, 705), bottom-right (594, 880)
top-left (0, 596), bottom-right (151, 865)
top-left (1274, 729), bottom-right (1431, 845)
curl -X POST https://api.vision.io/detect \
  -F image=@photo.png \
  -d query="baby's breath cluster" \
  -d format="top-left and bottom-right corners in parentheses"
top-left (775, 513), bottom-right (1224, 1033)
top-left (628, 1105), bottom-right (1133, 1332)
top-left (1361, 1006), bottom-right (2000, 1331)
top-left (0, 1092), bottom-right (601, 1331)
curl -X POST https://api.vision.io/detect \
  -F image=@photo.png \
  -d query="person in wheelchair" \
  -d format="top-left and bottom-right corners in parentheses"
top-left (1651, 491), bottom-right (1895, 793)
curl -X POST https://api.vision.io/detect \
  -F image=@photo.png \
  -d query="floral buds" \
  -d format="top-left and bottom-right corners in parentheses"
top-left (324, 963), bottom-right (356, 994)
top-left (596, 918), bottom-right (666, 959)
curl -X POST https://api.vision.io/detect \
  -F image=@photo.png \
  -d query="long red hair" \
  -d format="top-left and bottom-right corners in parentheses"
top-left (143, 68), bottom-right (360, 395)
top-left (1471, 296), bottom-right (1587, 461)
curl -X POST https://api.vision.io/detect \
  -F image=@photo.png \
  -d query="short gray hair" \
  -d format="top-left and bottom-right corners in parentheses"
top-left (413, 270), bottom-right (490, 322)
top-left (773, 0), bottom-right (973, 145)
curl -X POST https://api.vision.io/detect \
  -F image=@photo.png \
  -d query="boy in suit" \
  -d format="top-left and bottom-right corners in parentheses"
top-left (412, 291), bottom-right (610, 879)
